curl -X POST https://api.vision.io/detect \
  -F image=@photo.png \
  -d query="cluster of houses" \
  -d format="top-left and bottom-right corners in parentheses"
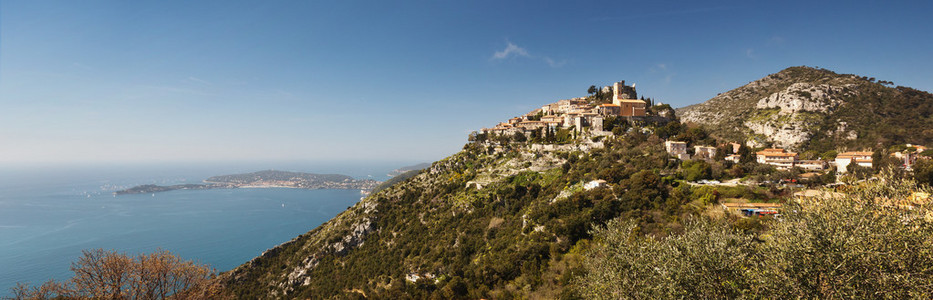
top-left (481, 80), bottom-right (647, 136)
top-left (665, 140), bottom-right (931, 174)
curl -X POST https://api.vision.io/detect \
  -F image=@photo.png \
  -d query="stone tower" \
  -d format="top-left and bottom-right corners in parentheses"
top-left (612, 80), bottom-right (638, 103)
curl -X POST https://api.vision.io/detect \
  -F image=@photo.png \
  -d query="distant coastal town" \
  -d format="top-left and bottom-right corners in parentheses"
top-left (115, 170), bottom-right (381, 195)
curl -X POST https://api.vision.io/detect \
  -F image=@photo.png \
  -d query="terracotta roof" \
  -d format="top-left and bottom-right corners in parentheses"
top-left (758, 152), bottom-right (797, 157)
top-left (599, 103), bottom-right (621, 107)
top-left (837, 151), bottom-right (873, 157)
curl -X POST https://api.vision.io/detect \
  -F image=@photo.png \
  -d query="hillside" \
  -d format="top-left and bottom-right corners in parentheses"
top-left (678, 66), bottom-right (933, 153)
top-left (219, 128), bottom-right (711, 298)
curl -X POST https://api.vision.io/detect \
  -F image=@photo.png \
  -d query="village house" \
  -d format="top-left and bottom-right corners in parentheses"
top-left (725, 154), bottom-right (741, 163)
top-left (796, 160), bottom-right (827, 171)
top-left (694, 146), bottom-right (717, 160)
top-left (665, 141), bottom-right (690, 160)
top-left (597, 103), bottom-right (621, 117)
top-left (756, 148), bottom-right (798, 170)
top-left (517, 120), bottom-right (545, 131)
top-left (835, 151), bottom-right (873, 173)
top-left (584, 179), bottom-right (607, 190)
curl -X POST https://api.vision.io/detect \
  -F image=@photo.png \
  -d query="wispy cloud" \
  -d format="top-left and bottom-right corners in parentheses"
top-left (745, 48), bottom-right (757, 59)
top-left (491, 41), bottom-right (565, 67)
top-left (543, 57), bottom-right (566, 67)
top-left (492, 42), bottom-right (530, 59)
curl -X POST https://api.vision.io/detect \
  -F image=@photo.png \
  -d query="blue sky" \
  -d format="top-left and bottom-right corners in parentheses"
top-left (2, 0), bottom-right (931, 164)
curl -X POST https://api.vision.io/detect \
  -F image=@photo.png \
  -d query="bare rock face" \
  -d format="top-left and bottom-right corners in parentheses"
top-left (742, 83), bottom-right (858, 149)
top-left (744, 117), bottom-right (813, 149)
top-left (755, 83), bottom-right (852, 114)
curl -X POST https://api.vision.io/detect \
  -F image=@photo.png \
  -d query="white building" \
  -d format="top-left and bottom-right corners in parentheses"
top-left (835, 152), bottom-right (873, 173)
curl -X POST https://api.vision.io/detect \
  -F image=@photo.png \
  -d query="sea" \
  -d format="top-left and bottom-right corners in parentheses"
top-left (0, 161), bottom-right (408, 295)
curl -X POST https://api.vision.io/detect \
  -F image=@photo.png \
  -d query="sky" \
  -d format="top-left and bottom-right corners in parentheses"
top-left (2, 0), bottom-right (932, 165)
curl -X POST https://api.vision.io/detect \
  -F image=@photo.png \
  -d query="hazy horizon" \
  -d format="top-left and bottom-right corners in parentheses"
top-left (2, 0), bottom-right (932, 163)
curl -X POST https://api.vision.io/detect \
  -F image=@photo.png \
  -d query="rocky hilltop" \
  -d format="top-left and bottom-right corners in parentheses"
top-left (678, 66), bottom-right (933, 152)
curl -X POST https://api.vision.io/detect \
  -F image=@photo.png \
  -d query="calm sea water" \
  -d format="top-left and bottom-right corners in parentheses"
top-left (0, 161), bottom-right (409, 294)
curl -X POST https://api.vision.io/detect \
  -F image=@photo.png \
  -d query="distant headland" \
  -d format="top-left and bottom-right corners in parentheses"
top-left (114, 170), bottom-right (381, 195)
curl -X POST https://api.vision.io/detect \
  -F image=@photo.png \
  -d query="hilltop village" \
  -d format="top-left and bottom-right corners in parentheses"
top-left (473, 80), bottom-right (933, 217)
top-left (480, 81), bottom-right (659, 137)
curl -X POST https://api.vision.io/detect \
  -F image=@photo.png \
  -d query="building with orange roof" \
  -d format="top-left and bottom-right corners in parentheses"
top-left (756, 148), bottom-right (798, 169)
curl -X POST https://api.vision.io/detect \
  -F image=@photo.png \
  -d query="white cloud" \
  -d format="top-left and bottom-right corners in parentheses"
top-left (491, 41), bottom-right (564, 67)
top-left (746, 48), bottom-right (757, 59)
top-left (492, 42), bottom-right (530, 59)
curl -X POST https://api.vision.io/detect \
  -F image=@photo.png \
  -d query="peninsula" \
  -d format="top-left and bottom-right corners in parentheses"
top-left (114, 170), bottom-right (381, 195)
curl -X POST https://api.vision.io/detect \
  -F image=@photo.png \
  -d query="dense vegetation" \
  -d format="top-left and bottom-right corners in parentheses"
top-left (578, 172), bottom-right (933, 299)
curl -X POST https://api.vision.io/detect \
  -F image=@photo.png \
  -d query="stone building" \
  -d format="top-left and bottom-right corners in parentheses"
top-left (612, 81), bottom-right (646, 117)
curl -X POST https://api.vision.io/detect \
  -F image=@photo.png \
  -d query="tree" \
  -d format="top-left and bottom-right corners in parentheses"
top-left (846, 161), bottom-right (873, 180)
top-left (738, 144), bottom-right (754, 164)
top-left (10, 249), bottom-right (222, 299)
top-left (587, 85), bottom-right (597, 96)
top-left (681, 160), bottom-right (712, 181)
top-left (913, 159), bottom-right (933, 187)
